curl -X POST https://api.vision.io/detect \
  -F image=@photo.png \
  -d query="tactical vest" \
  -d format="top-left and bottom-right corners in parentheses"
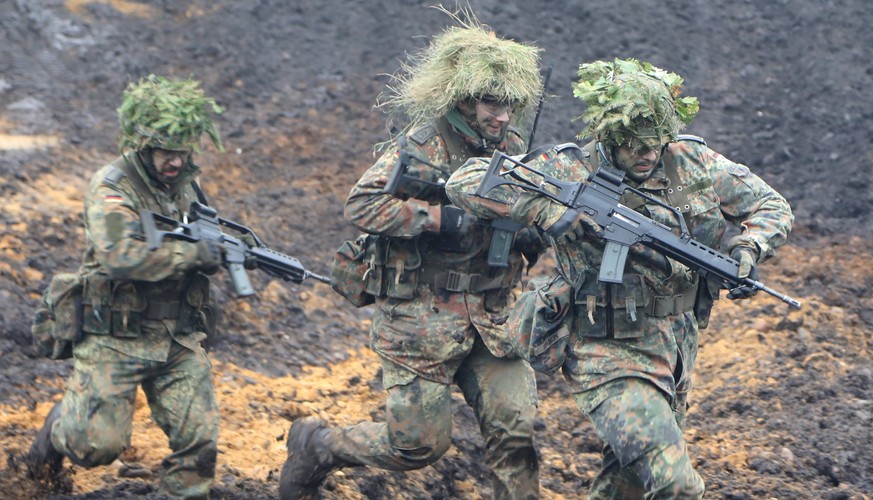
top-left (375, 120), bottom-right (524, 302)
top-left (567, 137), bottom-right (720, 333)
top-left (80, 155), bottom-right (212, 338)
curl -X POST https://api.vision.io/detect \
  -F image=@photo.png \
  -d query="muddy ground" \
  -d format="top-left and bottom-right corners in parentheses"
top-left (0, 0), bottom-right (871, 498)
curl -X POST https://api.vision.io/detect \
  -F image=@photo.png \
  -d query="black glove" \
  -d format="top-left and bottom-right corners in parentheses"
top-left (513, 226), bottom-right (546, 270)
top-left (726, 247), bottom-right (759, 300)
top-left (544, 208), bottom-right (603, 242)
top-left (440, 205), bottom-right (477, 236)
top-left (240, 233), bottom-right (259, 270)
top-left (195, 239), bottom-right (223, 275)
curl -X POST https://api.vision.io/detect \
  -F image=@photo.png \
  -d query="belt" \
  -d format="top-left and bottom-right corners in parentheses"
top-left (142, 300), bottom-right (182, 320)
top-left (646, 292), bottom-right (697, 317)
top-left (419, 269), bottom-right (504, 293)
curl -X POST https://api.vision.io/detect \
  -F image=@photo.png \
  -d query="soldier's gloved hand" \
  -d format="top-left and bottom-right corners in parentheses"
top-left (195, 239), bottom-right (223, 275)
top-left (240, 233), bottom-right (259, 270)
top-left (544, 208), bottom-right (603, 243)
top-left (440, 205), bottom-right (477, 236)
top-left (726, 246), bottom-right (760, 300)
top-left (513, 227), bottom-right (547, 270)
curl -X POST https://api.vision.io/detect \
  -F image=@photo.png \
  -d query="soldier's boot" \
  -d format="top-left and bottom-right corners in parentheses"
top-left (25, 402), bottom-right (66, 482)
top-left (279, 417), bottom-right (345, 500)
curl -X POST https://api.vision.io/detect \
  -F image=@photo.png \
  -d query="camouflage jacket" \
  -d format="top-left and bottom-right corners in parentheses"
top-left (77, 152), bottom-right (215, 362)
top-left (445, 137), bottom-right (794, 402)
top-left (344, 117), bottom-right (533, 383)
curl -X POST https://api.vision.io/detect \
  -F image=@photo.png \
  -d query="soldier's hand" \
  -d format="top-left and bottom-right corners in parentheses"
top-left (545, 208), bottom-right (603, 243)
top-left (240, 234), bottom-right (259, 270)
top-left (727, 247), bottom-right (759, 300)
top-left (195, 239), bottom-right (223, 275)
top-left (440, 205), bottom-right (477, 236)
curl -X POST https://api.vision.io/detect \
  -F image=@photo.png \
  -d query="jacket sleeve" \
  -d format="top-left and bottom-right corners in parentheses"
top-left (703, 146), bottom-right (794, 260)
top-left (85, 178), bottom-right (200, 281)
top-left (344, 141), bottom-right (441, 237)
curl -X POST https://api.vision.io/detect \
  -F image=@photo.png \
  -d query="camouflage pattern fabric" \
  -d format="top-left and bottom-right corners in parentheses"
top-left (48, 152), bottom-right (221, 497)
top-left (446, 137), bottom-right (794, 498)
top-left (336, 120), bottom-right (541, 497)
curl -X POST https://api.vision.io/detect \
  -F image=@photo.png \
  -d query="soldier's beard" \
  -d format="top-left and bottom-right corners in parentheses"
top-left (139, 150), bottom-right (183, 186)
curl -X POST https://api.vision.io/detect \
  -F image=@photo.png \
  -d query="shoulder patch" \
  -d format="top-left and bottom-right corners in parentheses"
top-left (101, 166), bottom-right (126, 187)
top-left (409, 125), bottom-right (439, 146)
top-left (676, 134), bottom-right (707, 146)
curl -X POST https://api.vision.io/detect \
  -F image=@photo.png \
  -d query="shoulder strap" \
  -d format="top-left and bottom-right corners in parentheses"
top-left (660, 148), bottom-right (692, 227)
top-left (435, 116), bottom-right (474, 170)
top-left (190, 179), bottom-right (209, 205)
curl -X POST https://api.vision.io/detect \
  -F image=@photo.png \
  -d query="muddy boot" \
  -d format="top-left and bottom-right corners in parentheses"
top-left (25, 402), bottom-right (66, 482)
top-left (279, 417), bottom-right (343, 500)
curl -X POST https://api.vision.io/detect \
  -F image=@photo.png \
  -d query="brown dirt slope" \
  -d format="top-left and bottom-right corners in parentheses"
top-left (1, 1), bottom-right (871, 499)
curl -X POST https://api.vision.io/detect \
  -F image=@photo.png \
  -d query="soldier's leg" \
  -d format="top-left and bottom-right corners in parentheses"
top-left (51, 340), bottom-right (140, 467)
top-left (577, 378), bottom-right (704, 500)
top-left (455, 339), bottom-right (539, 499)
top-left (326, 357), bottom-right (454, 470)
top-left (143, 342), bottom-right (218, 499)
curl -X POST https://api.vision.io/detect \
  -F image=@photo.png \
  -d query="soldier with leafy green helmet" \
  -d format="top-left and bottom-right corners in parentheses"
top-left (26, 75), bottom-right (227, 497)
top-left (444, 57), bottom-right (794, 499)
top-left (280, 12), bottom-right (545, 499)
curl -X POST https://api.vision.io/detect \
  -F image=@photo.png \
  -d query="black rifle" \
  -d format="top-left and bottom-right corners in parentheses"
top-left (475, 143), bottom-right (802, 309)
top-left (140, 202), bottom-right (330, 297)
top-left (385, 133), bottom-right (532, 267)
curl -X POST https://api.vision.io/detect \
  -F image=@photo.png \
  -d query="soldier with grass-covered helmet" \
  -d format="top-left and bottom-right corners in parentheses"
top-left (26, 75), bottom-right (227, 498)
top-left (445, 58), bottom-right (794, 498)
top-left (280, 13), bottom-right (545, 499)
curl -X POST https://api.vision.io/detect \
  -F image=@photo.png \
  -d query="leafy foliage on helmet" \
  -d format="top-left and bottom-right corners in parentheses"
top-left (117, 74), bottom-right (224, 153)
top-left (381, 14), bottom-right (542, 130)
top-left (572, 58), bottom-right (699, 148)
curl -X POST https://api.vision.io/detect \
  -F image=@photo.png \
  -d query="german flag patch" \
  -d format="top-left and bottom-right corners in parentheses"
top-left (104, 194), bottom-right (124, 204)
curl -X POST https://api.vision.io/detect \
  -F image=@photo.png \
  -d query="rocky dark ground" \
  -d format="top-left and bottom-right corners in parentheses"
top-left (0, 0), bottom-right (871, 498)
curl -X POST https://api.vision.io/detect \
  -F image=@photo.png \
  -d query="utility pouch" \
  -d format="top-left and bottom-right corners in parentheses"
top-left (177, 273), bottom-right (211, 334)
top-left (82, 272), bottom-right (112, 335)
top-left (694, 275), bottom-right (722, 329)
top-left (382, 240), bottom-right (421, 299)
top-left (609, 274), bottom-right (649, 339)
top-left (507, 275), bottom-right (574, 374)
top-left (331, 234), bottom-right (379, 307)
top-left (31, 272), bottom-right (85, 360)
top-left (109, 282), bottom-right (147, 338)
top-left (572, 269), bottom-right (608, 339)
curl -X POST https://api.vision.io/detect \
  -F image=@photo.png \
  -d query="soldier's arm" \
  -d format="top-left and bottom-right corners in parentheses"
top-left (86, 183), bottom-right (200, 281)
top-left (701, 144), bottom-right (794, 260)
top-left (344, 142), bottom-right (441, 237)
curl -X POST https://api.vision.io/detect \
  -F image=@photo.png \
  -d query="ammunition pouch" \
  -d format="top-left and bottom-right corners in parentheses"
top-left (80, 273), bottom-right (212, 338)
top-left (31, 272), bottom-right (85, 360)
top-left (331, 235), bottom-right (422, 305)
top-left (572, 271), bottom-right (699, 339)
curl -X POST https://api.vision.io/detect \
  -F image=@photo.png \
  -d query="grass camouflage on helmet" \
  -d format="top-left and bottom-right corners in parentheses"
top-left (118, 74), bottom-right (224, 153)
top-left (572, 58), bottom-right (699, 150)
top-left (380, 8), bottom-right (542, 131)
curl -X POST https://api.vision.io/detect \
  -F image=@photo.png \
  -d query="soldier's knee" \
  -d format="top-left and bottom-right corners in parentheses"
top-left (389, 427), bottom-right (452, 468)
top-left (66, 438), bottom-right (126, 467)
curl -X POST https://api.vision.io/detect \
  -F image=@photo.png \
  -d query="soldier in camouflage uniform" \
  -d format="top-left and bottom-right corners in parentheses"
top-left (445, 58), bottom-right (794, 498)
top-left (26, 75), bottom-right (226, 499)
top-left (280, 22), bottom-right (545, 500)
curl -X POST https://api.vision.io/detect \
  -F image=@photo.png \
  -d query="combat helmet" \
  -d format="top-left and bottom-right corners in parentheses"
top-left (572, 58), bottom-right (699, 151)
top-left (381, 10), bottom-right (542, 131)
top-left (117, 74), bottom-right (224, 153)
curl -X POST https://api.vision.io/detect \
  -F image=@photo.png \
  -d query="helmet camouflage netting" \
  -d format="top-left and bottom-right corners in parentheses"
top-left (380, 18), bottom-right (542, 130)
top-left (572, 58), bottom-right (699, 149)
top-left (117, 74), bottom-right (224, 153)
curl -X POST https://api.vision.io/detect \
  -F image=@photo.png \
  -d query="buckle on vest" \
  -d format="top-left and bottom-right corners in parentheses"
top-left (444, 271), bottom-right (478, 293)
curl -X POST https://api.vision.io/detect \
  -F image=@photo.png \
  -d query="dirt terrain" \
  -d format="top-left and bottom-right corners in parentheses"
top-left (1, 0), bottom-right (871, 498)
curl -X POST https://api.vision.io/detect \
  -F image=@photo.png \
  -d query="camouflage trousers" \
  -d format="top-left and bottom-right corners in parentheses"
top-left (51, 336), bottom-right (219, 499)
top-left (573, 377), bottom-right (704, 500)
top-left (325, 341), bottom-right (540, 499)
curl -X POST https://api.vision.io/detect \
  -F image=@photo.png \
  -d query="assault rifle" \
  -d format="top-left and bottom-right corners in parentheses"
top-left (140, 202), bottom-right (331, 297)
top-left (475, 143), bottom-right (801, 309)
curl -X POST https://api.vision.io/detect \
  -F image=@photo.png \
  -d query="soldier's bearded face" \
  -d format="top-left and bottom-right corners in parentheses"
top-left (152, 148), bottom-right (191, 184)
top-left (614, 144), bottom-right (662, 182)
top-left (464, 100), bottom-right (512, 142)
